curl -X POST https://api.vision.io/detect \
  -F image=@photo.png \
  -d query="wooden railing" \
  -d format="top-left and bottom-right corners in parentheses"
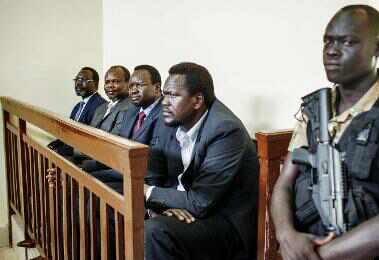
top-left (2, 96), bottom-right (148, 260)
top-left (255, 130), bottom-right (293, 260)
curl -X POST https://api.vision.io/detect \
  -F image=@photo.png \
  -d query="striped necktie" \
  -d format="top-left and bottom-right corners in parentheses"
top-left (74, 101), bottom-right (85, 121)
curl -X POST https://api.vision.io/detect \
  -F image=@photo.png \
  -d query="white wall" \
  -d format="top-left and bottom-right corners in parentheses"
top-left (103, 0), bottom-right (378, 135)
top-left (0, 0), bottom-right (103, 232)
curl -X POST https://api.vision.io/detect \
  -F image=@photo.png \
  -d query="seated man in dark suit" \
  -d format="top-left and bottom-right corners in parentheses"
top-left (48, 66), bottom-right (106, 156)
top-left (83, 64), bottom-right (162, 180)
top-left (90, 65), bottom-right (131, 134)
top-left (73, 65), bottom-right (132, 165)
top-left (143, 62), bottom-right (259, 260)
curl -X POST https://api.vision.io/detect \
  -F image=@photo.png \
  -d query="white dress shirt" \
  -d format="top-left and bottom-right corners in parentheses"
top-left (139, 98), bottom-right (160, 119)
top-left (146, 110), bottom-right (208, 199)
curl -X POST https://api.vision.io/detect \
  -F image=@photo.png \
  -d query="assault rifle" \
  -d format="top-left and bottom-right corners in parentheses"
top-left (292, 88), bottom-right (347, 235)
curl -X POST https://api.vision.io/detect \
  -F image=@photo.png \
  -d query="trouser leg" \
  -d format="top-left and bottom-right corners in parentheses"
top-left (145, 214), bottom-right (242, 260)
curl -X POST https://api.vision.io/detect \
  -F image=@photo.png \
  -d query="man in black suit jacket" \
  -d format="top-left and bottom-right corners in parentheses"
top-left (83, 65), bottom-right (162, 179)
top-left (73, 65), bottom-right (132, 165)
top-left (69, 67), bottom-right (106, 124)
top-left (143, 62), bottom-right (259, 260)
top-left (90, 65), bottom-right (163, 260)
top-left (48, 67), bottom-right (106, 156)
top-left (118, 64), bottom-right (162, 141)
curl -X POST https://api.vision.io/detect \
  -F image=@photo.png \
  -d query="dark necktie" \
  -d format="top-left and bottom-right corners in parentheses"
top-left (133, 111), bottom-right (146, 134)
top-left (74, 101), bottom-right (85, 121)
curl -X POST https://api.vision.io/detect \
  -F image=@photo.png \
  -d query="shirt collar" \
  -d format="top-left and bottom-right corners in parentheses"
top-left (331, 80), bottom-right (379, 123)
top-left (108, 99), bottom-right (119, 107)
top-left (176, 110), bottom-right (208, 144)
top-left (139, 98), bottom-right (160, 118)
top-left (82, 92), bottom-right (96, 104)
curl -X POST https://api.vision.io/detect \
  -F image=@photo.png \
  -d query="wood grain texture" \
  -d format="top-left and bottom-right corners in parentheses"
top-left (1, 97), bottom-right (148, 260)
top-left (256, 131), bottom-right (292, 260)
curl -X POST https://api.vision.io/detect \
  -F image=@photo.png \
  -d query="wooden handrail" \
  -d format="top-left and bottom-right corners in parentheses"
top-left (1, 96), bottom-right (148, 260)
top-left (1, 96), bottom-right (148, 174)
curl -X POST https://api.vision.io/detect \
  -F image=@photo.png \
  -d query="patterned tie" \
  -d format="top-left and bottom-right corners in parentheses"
top-left (133, 111), bottom-right (146, 134)
top-left (74, 101), bottom-right (85, 121)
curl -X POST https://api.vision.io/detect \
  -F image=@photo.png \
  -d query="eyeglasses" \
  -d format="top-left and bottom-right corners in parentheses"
top-left (163, 93), bottom-right (180, 102)
top-left (73, 78), bottom-right (95, 84)
top-left (129, 83), bottom-right (148, 90)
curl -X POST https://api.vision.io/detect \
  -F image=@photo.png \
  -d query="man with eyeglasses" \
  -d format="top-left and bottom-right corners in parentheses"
top-left (76, 65), bottom-right (133, 169)
top-left (84, 64), bottom-right (162, 179)
top-left (89, 65), bottom-right (163, 260)
top-left (48, 66), bottom-right (106, 156)
top-left (71, 67), bottom-right (106, 124)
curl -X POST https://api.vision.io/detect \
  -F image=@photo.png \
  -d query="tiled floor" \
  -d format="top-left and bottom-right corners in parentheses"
top-left (0, 247), bottom-right (18, 260)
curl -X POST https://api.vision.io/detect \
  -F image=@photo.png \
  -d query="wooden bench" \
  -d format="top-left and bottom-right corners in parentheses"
top-left (2, 96), bottom-right (294, 259)
top-left (255, 130), bottom-right (292, 260)
top-left (2, 96), bottom-right (148, 260)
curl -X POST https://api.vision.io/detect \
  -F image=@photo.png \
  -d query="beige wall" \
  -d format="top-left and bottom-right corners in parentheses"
top-left (0, 0), bottom-right (103, 229)
top-left (103, 0), bottom-right (378, 135)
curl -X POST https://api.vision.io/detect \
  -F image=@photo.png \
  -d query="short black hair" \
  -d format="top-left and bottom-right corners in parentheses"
top-left (107, 65), bottom-right (130, 82)
top-left (81, 66), bottom-right (99, 83)
top-left (168, 62), bottom-right (215, 107)
top-left (134, 65), bottom-right (161, 85)
top-left (339, 5), bottom-right (379, 36)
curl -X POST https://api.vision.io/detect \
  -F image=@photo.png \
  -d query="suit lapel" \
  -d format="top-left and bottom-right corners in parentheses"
top-left (94, 104), bottom-right (108, 127)
top-left (168, 128), bottom-right (184, 179)
top-left (179, 108), bottom-right (210, 186)
top-left (79, 93), bottom-right (98, 122)
top-left (121, 107), bottom-right (139, 138)
top-left (70, 102), bottom-right (80, 119)
top-left (133, 100), bottom-right (162, 139)
top-left (97, 101), bottom-right (121, 128)
top-left (179, 131), bottom-right (201, 186)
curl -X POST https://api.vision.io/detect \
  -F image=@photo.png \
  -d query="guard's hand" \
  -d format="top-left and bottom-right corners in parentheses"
top-left (162, 208), bottom-right (195, 224)
top-left (278, 230), bottom-right (326, 260)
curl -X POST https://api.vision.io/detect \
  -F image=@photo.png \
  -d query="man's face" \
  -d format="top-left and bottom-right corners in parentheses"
top-left (129, 69), bottom-right (159, 107)
top-left (323, 10), bottom-right (378, 85)
top-left (104, 68), bottom-right (128, 101)
top-left (162, 74), bottom-right (198, 127)
top-left (74, 69), bottom-right (97, 98)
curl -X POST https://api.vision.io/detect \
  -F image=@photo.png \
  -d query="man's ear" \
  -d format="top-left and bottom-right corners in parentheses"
top-left (193, 93), bottom-right (205, 110)
top-left (374, 35), bottom-right (379, 57)
top-left (124, 82), bottom-right (130, 92)
top-left (154, 83), bottom-right (162, 96)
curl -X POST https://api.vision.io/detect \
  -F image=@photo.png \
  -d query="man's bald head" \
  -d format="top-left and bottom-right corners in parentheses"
top-left (330, 5), bottom-right (379, 39)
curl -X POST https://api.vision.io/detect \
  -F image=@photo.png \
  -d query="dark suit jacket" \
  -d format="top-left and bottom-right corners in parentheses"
top-left (90, 96), bottom-right (131, 134)
top-left (146, 99), bottom-right (259, 257)
top-left (69, 92), bottom-right (107, 124)
top-left (118, 98), bottom-right (162, 144)
top-left (48, 92), bottom-right (106, 155)
top-left (80, 99), bottom-right (163, 172)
